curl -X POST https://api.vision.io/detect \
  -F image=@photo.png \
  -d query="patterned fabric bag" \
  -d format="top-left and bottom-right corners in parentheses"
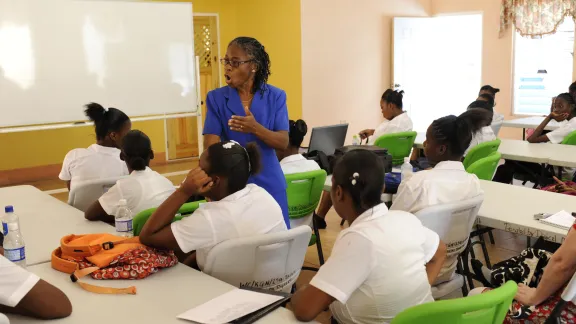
top-left (51, 233), bottom-right (178, 294)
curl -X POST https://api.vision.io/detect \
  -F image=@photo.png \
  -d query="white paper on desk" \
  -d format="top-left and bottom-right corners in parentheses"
top-left (177, 288), bottom-right (283, 324)
top-left (540, 210), bottom-right (575, 230)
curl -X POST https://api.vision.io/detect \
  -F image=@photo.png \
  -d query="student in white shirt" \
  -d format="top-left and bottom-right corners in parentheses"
top-left (291, 150), bottom-right (447, 323)
top-left (494, 93), bottom-right (576, 184)
top-left (0, 247), bottom-right (71, 319)
top-left (59, 103), bottom-right (132, 191)
top-left (85, 130), bottom-right (175, 222)
top-left (359, 89), bottom-right (413, 145)
top-left (463, 106), bottom-right (497, 156)
top-left (277, 119), bottom-right (320, 175)
top-left (139, 141), bottom-right (287, 269)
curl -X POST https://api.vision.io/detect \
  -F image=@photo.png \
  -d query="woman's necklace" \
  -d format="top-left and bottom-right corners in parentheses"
top-left (240, 95), bottom-right (253, 110)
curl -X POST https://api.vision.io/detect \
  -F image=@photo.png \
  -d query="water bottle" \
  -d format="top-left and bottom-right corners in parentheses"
top-left (401, 157), bottom-right (413, 182)
top-left (115, 199), bottom-right (133, 238)
top-left (352, 134), bottom-right (361, 145)
top-left (3, 206), bottom-right (26, 268)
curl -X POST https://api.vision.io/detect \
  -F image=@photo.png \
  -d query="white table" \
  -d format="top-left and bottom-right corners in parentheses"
top-left (0, 186), bottom-right (114, 266)
top-left (7, 263), bottom-right (306, 324)
top-left (502, 116), bottom-right (561, 131)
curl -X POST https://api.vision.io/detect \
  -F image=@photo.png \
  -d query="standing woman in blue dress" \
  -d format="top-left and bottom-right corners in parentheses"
top-left (203, 37), bottom-right (291, 228)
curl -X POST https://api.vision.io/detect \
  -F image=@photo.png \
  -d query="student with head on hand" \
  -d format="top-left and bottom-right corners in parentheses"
top-left (139, 141), bottom-right (286, 269)
top-left (276, 119), bottom-right (320, 175)
top-left (463, 107), bottom-right (496, 156)
top-left (59, 103), bottom-right (131, 191)
top-left (291, 150), bottom-right (447, 323)
top-left (84, 130), bottom-right (175, 223)
top-left (359, 89), bottom-right (413, 145)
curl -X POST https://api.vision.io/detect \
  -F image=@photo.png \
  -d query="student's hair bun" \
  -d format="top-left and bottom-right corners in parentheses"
top-left (384, 90), bottom-right (404, 109)
top-left (289, 119), bottom-right (308, 147)
top-left (480, 85), bottom-right (500, 95)
top-left (84, 102), bottom-right (107, 122)
top-left (121, 130), bottom-right (152, 171)
top-left (245, 142), bottom-right (262, 176)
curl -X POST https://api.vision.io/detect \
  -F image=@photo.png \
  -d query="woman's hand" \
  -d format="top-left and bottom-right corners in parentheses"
top-left (229, 107), bottom-right (262, 134)
top-left (554, 176), bottom-right (576, 192)
top-left (359, 129), bottom-right (375, 140)
top-left (549, 111), bottom-right (569, 122)
top-left (179, 167), bottom-right (213, 197)
top-left (515, 284), bottom-right (539, 306)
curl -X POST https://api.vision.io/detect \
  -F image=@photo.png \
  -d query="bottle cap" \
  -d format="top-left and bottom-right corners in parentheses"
top-left (4, 206), bottom-right (13, 213)
top-left (118, 199), bottom-right (127, 206)
top-left (404, 157), bottom-right (410, 163)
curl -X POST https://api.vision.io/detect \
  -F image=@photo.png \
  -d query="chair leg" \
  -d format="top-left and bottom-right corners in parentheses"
top-left (313, 213), bottom-right (325, 265)
top-left (527, 236), bottom-right (531, 248)
top-left (488, 229), bottom-right (495, 245)
top-left (468, 238), bottom-right (476, 259)
top-left (462, 243), bottom-right (475, 290)
top-left (456, 256), bottom-right (468, 297)
top-left (477, 233), bottom-right (492, 269)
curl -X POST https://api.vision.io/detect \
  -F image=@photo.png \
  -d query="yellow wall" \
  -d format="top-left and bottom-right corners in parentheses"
top-left (0, 0), bottom-right (302, 172)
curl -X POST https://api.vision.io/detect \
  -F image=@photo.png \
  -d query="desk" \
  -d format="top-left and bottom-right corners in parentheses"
top-left (502, 117), bottom-right (560, 131)
top-left (7, 263), bottom-right (306, 324)
top-left (0, 186), bottom-right (114, 266)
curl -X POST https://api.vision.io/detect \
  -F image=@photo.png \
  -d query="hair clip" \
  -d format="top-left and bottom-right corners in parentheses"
top-left (222, 141), bottom-right (237, 149)
top-left (351, 172), bottom-right (359, 186)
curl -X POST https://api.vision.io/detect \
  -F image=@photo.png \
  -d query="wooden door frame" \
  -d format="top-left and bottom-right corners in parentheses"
top-left (164, 13), bottom-right (221, 162)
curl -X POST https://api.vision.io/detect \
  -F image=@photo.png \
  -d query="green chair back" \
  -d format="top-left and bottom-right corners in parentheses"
top-left (132, 200), bottom-right (205, 236)
top-left (463, 138), bottom-right (501, 170)
top-left (373, 131), bottom-right (418, 165)
top-left (391, 281), bottom-right (517, 324)
top-left (561, 130), bottom-right (576, 145)
top-left (285, 170), bottom-right (327, 219)
top-left (466, 152), bottom-right (502, 181)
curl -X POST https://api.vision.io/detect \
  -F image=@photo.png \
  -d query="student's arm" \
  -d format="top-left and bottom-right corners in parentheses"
top-left (527, 113), bottom-right (565, 143)
top-left (359, 129), bottom-right (375, 140)
top-left (515, 226), bottom-right (576, 306)
top-left (0, 280), bottom-right (72, 319)
top-left (139, 168), bottom-right (212, 249)
top-left (291, 285), bottom-right (335, 322)
top-left (84, 201), bottom-right (114, 223)
top-left (203, 135), bottom-right (220, 152)
top-left (426, 240), bottom-right (447, 285)
top-left (90, 183), bottom-right (122, 223)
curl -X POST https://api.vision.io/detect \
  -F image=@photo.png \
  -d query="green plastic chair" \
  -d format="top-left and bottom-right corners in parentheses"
top-left (285, 169), bottom-right (327, 266)
top-left (463, 138), bottom-right (501, 170)
top-left (391, 281), bottom-right (517, 324)
top-left (132, 200), bottom-right (205, 236)
top-left (561, 130), bottom-right (576, 145)
top-left (466, 152), bottom-right (502, 181)
top-left (373, 131), bottom-right (418, 165)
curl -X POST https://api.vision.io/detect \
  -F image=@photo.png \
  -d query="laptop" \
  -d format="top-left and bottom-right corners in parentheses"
top-left (307, 124), bottom-right (349, 155)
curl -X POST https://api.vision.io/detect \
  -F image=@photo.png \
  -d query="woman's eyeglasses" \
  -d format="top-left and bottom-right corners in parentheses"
top-left (220, 58), bottom-right (253, 68)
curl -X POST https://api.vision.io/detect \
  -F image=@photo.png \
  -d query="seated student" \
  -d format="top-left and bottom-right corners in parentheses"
top-left (478, 85), bottom-right (504, 125)
top-left (276, 119), bottom-right (320, 174)
top-left (0, 249), bottom-right (72, 319)
top-left (493, 93), bottom-right (576, 184)
top-left (359, 89), bottom-right (413, 144)
top-left (139, 141), bottom-right (287, 269)
top-left (291, 150), bottom-right (447, 323)
top-left (84, 130), bottom-right (176, 222)
top-left (463, 107), bottom-right (496, 156)
top-left (59, 103), bottom-right (132, 191)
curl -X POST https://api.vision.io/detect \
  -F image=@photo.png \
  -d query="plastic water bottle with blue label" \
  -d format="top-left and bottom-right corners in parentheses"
top-left (3, 206), bottom-right (27, 268)
top-left (115, 199), bottom-right (133, 238)
top-left (401, 157), bottom-right (413, 182)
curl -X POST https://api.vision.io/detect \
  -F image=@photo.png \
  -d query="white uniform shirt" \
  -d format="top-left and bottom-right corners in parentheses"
top-left (465, 126), bottom-right (497, 156)
top-left (98, 167), bottom-right (175, 216)
top-left (171, 184), bottom-right (287, 269)
top-left (0, 255), bottom-right (40, 307)
top-left (280, 154), bottom-right (320, 175)
top-left (492, 113), bottom-right (504, 125)
top-left (368, 113), bottom-right (413, 145)
top-left (310, 204), bottom-right (438, 324)
top-left (547, 117), bottom-right (576, 144)
top-left (59, 144), bottom-right (129, 185)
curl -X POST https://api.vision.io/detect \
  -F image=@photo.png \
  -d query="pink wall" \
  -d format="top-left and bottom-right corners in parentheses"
top-left (301, 0), bottom-right (432, 144)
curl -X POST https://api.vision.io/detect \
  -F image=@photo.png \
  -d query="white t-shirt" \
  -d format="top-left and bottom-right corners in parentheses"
top-left (310, 204), bottom-right (438, 324)
top-left (492, 113), bottom-right (504, 125)
top-left (0, 255), bottom-right (40, 307)
top-left (465, 126), bottom-right (497, 156)
top-left (98, 167), bottom-right (175, 216)
top-left (547, 118), bottom-right (576, 144)
top-left (280, 154), bottom-right (320, 175)
top-left (59, 144), bottom-right (129, 186)
top-left (171, 184), bottom-right (287, 269)
top-left (368, 113), bottom-right (413, 145)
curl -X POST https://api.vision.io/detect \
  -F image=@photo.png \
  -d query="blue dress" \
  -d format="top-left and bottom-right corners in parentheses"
top-left (203, 84), bottom-right (290, 228)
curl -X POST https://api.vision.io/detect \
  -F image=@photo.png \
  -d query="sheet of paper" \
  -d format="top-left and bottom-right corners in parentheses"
top-left (177, 288), bottom-right (284, 324)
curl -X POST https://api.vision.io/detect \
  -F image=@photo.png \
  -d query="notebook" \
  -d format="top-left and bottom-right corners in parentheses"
top-left (539, 210), bottom-right (575, 230)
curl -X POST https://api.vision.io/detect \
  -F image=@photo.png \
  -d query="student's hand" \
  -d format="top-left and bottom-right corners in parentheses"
top-left (229, 107), bottom-right (262, 134)
top-left (359, 129), bottom-right (375, 140)
top-left (179, 167), bottom-right (213, 196)
top-left (550, 111), bottom-right (569, 122)
top-left (554, 176), bottom-right (576, 192)
top-left (515, 284), bottom-right (539, 306)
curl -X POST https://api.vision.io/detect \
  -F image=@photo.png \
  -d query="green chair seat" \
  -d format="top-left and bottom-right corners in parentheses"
top-left (391, 281), bottom-right (517, 324)
top-left (466, 152), bottom-right (501, 181)
top-left (561, 130), bottom-right (576, 145)
top-left (373, 131), bottom-right (417, 165)
top-left (463, 138), bottom-right (501, 170)
top-left (132, 200), bottom-right (205, 236)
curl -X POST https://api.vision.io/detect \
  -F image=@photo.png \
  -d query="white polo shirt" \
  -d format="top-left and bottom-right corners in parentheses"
top-left (171, 184), bottom-right (287, 270)
top-left (59, 144), bottom-right (129, 185)
top-left (310, 204), bottom-right (438, 324)
top-left (369, 113), bottom-right (413, 145)
top-left (547, 117), bottom-right (576, 144)
top-left (0, 255), bottom-right (40, 307)
top-left (280, 154), bottom-right (320, 175)
top-left (465, 126), bottom-right (497, 156)
top-left (98, 167), bottom-right (175, 216)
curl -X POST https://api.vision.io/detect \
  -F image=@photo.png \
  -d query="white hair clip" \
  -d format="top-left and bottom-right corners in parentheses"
top-left (222, 141), bottom-right (236, 149)
top-left (351, 172), bottom-right (359, 186)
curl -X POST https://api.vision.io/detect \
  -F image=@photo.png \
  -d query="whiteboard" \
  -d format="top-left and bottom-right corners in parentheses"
top-left (0, 0), bottom-right (197, 128)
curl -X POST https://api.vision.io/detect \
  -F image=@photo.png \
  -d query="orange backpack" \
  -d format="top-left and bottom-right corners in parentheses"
top-left (51, 233), bottom-right (178, 294)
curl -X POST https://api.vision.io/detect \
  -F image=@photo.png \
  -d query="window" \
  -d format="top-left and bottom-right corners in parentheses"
top-left (513, 18), bottom-right (575, 115)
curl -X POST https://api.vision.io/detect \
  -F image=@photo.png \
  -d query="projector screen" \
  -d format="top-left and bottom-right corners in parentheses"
top-left (0, 0), bottom-right (197, 128)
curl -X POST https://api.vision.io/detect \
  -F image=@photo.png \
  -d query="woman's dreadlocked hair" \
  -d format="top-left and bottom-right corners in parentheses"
top-left (229, 37), bottom-right (271, 96)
